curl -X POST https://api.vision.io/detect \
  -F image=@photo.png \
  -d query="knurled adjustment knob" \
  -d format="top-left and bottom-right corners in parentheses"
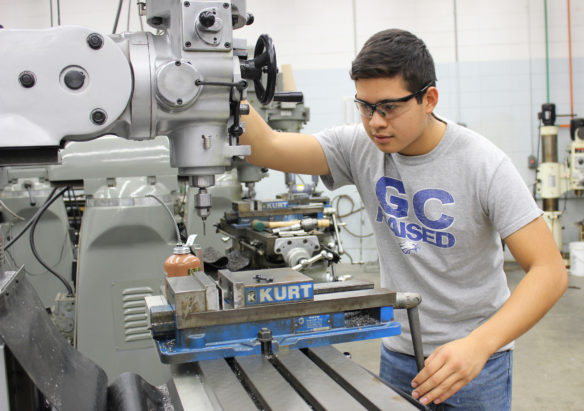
top-left (64, 70), bottom-right (86, 90)
top-left (199, 10), bottom-right (215, 28)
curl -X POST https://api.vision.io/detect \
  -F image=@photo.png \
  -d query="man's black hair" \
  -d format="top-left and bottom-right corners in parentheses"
top-left (350, 29), bottom-right (437, 102)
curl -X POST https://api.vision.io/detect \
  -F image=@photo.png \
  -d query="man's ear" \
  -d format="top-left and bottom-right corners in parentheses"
top-left (424, 86), bottom-right (439, 114)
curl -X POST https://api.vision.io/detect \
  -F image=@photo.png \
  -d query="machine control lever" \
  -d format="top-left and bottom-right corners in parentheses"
top-left (324, 207), bottom-right (344, 255)
top-left (194, 79), bottom-right (247, 89)
top-left (193, 79), bottom-right (248, 140)
top-left (407, 306), bottom-right (424, 372)
top-left (395, 292), bottom-right (424, 372)
top-left (291, 250), bottom-right (333, 272)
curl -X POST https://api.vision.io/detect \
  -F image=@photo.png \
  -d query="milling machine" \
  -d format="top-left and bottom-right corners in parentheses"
top-left (0, 1), bottom-right (427, 409)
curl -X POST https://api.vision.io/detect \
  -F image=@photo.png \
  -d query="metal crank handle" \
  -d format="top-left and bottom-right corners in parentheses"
top-left (395, 292), bottom-right (424, 372)
top-left (291, 250), bottom-right (332, 271)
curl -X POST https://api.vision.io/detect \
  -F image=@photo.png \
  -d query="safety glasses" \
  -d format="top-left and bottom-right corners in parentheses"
top-left (354, 81), bottom-right (434, 118)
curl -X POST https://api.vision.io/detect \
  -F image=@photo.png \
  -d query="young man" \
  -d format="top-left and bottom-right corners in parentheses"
top-left (240, 29), bottom-right (567, 409)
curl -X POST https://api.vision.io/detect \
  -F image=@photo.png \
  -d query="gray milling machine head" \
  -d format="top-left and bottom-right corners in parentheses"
top-left (0, 0), bottom-right (277, 223)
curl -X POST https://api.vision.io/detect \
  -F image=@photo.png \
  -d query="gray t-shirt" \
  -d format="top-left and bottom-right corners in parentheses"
top-left (315, 118), bottom-right (542, 355)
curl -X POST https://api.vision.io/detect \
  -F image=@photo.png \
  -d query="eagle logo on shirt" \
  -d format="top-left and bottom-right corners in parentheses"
top-left (400, 241), bottom-right (421, 255)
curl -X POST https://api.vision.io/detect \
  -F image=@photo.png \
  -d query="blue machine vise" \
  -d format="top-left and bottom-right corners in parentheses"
top-left (146, 268), bottom-right (406, 364)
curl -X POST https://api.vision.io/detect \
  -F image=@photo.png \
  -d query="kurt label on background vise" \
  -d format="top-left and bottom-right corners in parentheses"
top-left (375, 177), bottom-right (456, 252)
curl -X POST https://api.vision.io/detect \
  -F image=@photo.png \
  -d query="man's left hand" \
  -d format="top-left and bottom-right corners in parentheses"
top-left (410, 336), bottom-right (491, 405)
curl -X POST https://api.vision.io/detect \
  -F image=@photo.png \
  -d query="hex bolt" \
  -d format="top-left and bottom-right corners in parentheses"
top-left (184, 1), bottom-right (190, 6)
top-left (223, 3), bottom-right (229, 8)
top-left (257, 328), bottom-right (273, 356)
top-left (86, 33), bottom-right (104, 50)
top-left (224, 42), bottom-right (231, 48)
top-left (185, 41), bottom-right (191, 48)
top-left (90, 109), bottom-right (107, 125)
top-left (18, 71), bottom-right (36, 88)
top-left (175, 61), bottom-right (181, 66)
top-left (258, 328), bottom-right (272, 341)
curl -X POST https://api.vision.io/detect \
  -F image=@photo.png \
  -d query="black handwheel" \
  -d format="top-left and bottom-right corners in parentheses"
top-left (240, 34), bottom-right (278, 105)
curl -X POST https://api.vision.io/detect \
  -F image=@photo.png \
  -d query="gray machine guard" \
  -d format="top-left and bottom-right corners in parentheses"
top-left (0, 270), bottom-right (108, 411)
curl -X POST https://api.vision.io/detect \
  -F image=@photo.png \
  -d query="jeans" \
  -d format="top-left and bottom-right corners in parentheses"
top-left (380, 344), bottom-right (512, 410)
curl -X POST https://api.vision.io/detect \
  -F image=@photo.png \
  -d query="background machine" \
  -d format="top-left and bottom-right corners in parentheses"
top-left (0, 1), bottom-right (426, 409)
top-left (536, 103), bottom-right (584, 252)
top-left (0, 167), bottom-right (75, 308)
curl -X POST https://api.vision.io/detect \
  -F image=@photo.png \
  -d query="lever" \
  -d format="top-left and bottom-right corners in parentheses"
top-left (395, 292), bottom-right (424, 372)
top-left (291, 250), bottom-right (333, 271)
top-left (324, 207), bottom-right (344, 255)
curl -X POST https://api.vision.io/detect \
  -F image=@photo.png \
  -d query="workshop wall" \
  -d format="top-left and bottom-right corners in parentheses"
top-left (2, 0), bottom-right (583, 263)
top-left (242, 0), bottom-right (584, 263)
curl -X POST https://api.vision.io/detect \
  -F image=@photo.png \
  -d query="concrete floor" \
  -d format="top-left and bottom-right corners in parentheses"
top-left (333, 262), bottom-right (584, 410)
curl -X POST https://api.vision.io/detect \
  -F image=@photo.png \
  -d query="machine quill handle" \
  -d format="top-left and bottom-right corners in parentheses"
top-left (407, 306), bottom-right (425, 372)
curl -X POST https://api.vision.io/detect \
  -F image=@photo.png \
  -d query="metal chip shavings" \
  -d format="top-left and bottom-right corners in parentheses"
top-left (344, 310), bottom-right (379, 327)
